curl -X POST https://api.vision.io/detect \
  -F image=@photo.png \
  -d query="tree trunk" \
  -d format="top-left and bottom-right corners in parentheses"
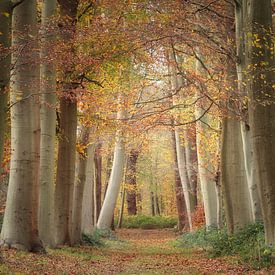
top-left (0, 1), bottom-right (12, 171)
top-left (244, 0), bottom-right (275, 247)
top-left (81, 144), bottom-right (96, 235)
top-left (167, 49), bottom-right (196, 230)
top-left (235, 0), bottom-right (263, 223)
top-left (94, 141), bottom-right (102, 221)
top-left (54, 99), bottom-right (77, 245)
top-left (97, 107), bottom-right (126, 230)
top-left (38, 0), bottom-right (57, 247)
top-left (175, 129), bottom-right (195, 229)
top-left (54, 0), bottom-right (78, 246)
top-left (117, 184), bottom-right (126, 229)
top-left (1, 0), bottom-right (43, 251)
top-left (184, 126), bottom-right (198, 208)
top-left (71, 127), bottom-right (90, 245)
top-left (221, 117), bottom-right (253, 233)
top-left (195, 56), bottom-right (218, 228)
top-left (126, 149), bottom-right (139, 216)
top-left (240, 124), bottom-right (262, 221)
top-left (171, 129), bottom-right (187, 231)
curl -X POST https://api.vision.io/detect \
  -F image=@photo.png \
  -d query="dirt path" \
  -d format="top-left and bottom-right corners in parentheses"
top-left (0, 229), bottom-right (262, 274)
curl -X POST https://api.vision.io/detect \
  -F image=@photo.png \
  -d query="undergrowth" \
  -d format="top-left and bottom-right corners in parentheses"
top-left (117, 215), bottom-right (177, 229)
top-left (82, 228), bottom-right (117, 247)
top-left (176, 222), bottom-right (274, 270)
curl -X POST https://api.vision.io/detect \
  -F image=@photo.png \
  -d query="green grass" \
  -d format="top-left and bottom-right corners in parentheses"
top-left (116, 215), bottom-right (177, 229)
top-left (175, 222), bottom-right (274, 270)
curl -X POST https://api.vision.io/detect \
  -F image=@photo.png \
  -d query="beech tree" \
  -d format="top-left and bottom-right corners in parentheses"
top-left (125, 149), bottom-right (139, 216)
top-left (0, 1), bottom-right (12, 170)
top-left (54, 0), bottom-right (78, 246)
top-left (39, 0), bottom-right (57, 247)
top-left (0, 0), bottom-right (43, 252)
top-left (97, 98), bottom-right (126, 230)
top-left (243, 0), bottom-right (275, 246)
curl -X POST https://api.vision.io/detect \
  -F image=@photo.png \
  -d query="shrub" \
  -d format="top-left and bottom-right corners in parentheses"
top-left (82, 228), bottom-right (117, 247)
top-left (82, 229), bottom-right (106, 247)
top-left (176, 222), bottom-right (274, 269)
top-left (117, 215), bottom-right (177, 229)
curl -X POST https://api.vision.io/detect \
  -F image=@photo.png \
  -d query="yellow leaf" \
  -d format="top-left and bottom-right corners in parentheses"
top-left (2, 12), bottom-right (10, 18)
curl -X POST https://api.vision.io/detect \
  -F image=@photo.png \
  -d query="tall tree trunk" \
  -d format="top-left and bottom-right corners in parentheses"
top-left (171, 129), bottom-right (187, 231)
top-left (184, 126), bottom-right (198, 208)
top-left (220, 7), bottom-right (254, 233)
top-left (244, 0), bottom-right (275, 247)
top-left (234, 0), bottom-right (263, 223)
top-left (117, 167), bottom-right (127, 229)
top-left (71, 127), bottom-right (90, 245)
top-left (174, 129), bottom-right (195, 229)
top-left (240, 125), bottom-right (262, 221)
top-left (126, 149), bottom-right (139, 216)
top-left (97, 107), bottom-right (126, 230)
top-left (221, 115), bottom-right (253, 233)
top-left (167, 49), bottom-right (196, 229)
top-left (195, 56), bottom-right (218, 228)
top-left (94, 141), bottom-right (102, 221)
top-left (81, 144), bottom-right (96, 235)
top-left (54, 0), bottom-right (78, 246)
top-left (39, 0), bottom-right (57, 247)
top-left (1, 0), bottom-right (43, 251)
top-left (0, 1), bottom-right (12, 171)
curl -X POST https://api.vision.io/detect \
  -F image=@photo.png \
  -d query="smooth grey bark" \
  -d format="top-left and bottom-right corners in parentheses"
top-left (71, 127), bottom-right (90, 245)
top-left (94, 141), bottom-right (102, 221)
top-left (0, 0), bottom-right (43, 251)
top-left (97, 107), bottom-right (126, 230)
top-left (195, 56), bottom-right (218, 228)
top-left (221, 115), bottom-right (253, 233)
top-left (171, 129), bottom-right (188, 231)
top-left (244, 0), bottom-right (275, 247)
top-left (175, 129), bottom-right (195, 229)
top-left (0, 1), bottom-right (12, 171)
top-left (167, 50), bottom-right (196, 230)
top-left (126, 149), bottom-right (139, 216)
top-left (220, 7), bottom-right (254, 233)
top-left (184, 127), bottom-right (198, 208)
top-left (235, 1), bottom-right (263, 223)
top-left (38, 0), bottom-right (57, 247)
top-left (81, 143), bottom-right (96, 235)
top-left (240, 124), bottom-right (262, 221)
top-left (54, 0), bottom-right (78, 246)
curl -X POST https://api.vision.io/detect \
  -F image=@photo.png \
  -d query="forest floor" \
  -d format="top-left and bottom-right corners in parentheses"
top-left (0, 229), bottom-right (273, 274)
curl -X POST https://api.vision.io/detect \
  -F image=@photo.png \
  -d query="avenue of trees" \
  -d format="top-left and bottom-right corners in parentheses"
top-left (0, 0), bottom-right (274, 252)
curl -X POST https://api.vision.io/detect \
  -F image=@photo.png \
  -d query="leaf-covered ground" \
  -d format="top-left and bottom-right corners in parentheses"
top-left (0, 229), bottom-right (272, 274)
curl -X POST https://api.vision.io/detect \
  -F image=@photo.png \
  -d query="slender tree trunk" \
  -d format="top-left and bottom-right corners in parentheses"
top-left (81, 144), bottom-right (96, 235)
top-left (171, 129), bottom-right (187, 231)
top-left (1, 0), bottom-right (43, 251)
top-left (117, 188), bottom-right (126, 228)
top-left (195, 56), bottom-right (218, 228)
top-left (167, 49), bottom-right (196, 229)
top-left (184, 127), bottom-right (198, 208)
top-left (71, 127), bottom-right (90, 245)
top-left (126, 149), bottom-right (139, 216)
top-left (39, 0), bottom-right (57, 247)
top-left (175, 129), bottom-right (195, 229)
top-left (94, 141), bottom-right (102, 221)
top-left (244, 0), bottom-right (275, 247)
top-left (0, 1), bottom-right (12, 171)
top-left (54, 0), bottom-right (78, 246)
top-left (150, 191), bottom-right (155, 216)
top-left (240, 124), bottom-right (262, 221)
top-left (97, 106), bottom-right (126, 230)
